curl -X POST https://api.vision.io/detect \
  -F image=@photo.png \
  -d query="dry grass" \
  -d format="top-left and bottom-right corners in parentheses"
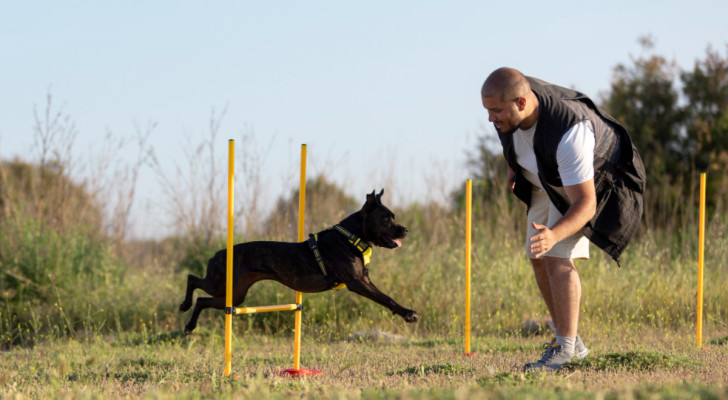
top-left (2, 327), bottom-right (728, 399)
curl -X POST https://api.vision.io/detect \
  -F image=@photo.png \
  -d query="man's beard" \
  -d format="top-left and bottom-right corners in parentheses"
top-left (494, 123), bottom-right (518, 136)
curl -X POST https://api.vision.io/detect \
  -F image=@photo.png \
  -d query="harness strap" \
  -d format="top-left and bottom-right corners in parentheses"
top-left (333, 225), bottom-right (373, 265)
top-left (307, 233), bottom-right (346, 291)
top-left (307, 233), bottom-right (327, 276)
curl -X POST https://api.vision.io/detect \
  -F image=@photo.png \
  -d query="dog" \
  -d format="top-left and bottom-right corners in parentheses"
top-left (179, 189), bottom-right (420, 334)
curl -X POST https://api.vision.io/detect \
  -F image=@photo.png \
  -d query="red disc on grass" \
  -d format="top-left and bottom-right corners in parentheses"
top-left (278, 368), bottom-right (323, 377)
top-left (464, 352), bottom-right (478, 357)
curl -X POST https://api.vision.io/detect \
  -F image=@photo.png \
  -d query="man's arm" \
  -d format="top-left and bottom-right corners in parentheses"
top-left (507, 165), bottom-right (516, 192)
top-left (529, 179), bottom-right (596, 258)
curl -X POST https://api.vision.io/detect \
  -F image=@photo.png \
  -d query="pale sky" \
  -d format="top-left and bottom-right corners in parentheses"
top-left (1, 1), bottom-right (726, 238)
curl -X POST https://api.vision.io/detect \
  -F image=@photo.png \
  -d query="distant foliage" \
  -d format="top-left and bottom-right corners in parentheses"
top-left (264, 175), bottom-right (359, 240)
top-left (601, 39), bottom-right (728, 227)
top-left (0, 160), bottom-right (127, 347)
top-left (0, 161), bottom-right (106, 297)
top-left (0, 160), bottom-right (103, 237)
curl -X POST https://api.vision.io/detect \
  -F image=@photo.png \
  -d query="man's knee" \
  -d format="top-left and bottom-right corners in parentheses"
top-left (543, 257), bottom-right (577, 272)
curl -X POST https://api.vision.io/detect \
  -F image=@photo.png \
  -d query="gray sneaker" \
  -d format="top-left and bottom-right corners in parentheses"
top-left (537, 335), bottom-right (589, 359)
top-left (523, 343), bottom-right (575, 371)
top-left (575, 335), bottom-right (589, 360)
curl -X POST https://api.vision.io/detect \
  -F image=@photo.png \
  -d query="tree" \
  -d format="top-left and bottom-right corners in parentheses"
top-left (601, 37), bottom-right (685, 180)
top-left (680, 45), bottom-right (728, 209)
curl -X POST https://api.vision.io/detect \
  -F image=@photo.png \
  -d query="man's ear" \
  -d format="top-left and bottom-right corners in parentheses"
top-left (516, 96), bottom-right (527, 111)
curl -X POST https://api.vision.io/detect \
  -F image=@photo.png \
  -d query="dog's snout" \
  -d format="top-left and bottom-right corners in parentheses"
top-left (399, 226), bottom-right (408, 237)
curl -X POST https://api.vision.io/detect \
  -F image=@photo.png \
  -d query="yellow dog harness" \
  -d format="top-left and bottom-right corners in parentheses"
top-left (307, 224), bottom-right (373, 291)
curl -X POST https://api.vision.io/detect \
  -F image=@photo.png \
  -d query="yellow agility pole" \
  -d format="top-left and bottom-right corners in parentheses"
top-left (697, 172), bottom-right (706, 347)
top-left (235, 304), bottom-right (301, 314)
top-left (464, 179), bottom-right (476, 356)
top-left (224, 139), bottom-right (235, 377)
top-left (294, 144), bottom-right (306, 371)
top-left (280, 144), bottom-right (321, 377)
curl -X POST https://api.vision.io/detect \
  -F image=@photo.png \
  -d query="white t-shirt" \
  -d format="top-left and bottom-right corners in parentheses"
top-left (513, 121), bottom-right (595, 190)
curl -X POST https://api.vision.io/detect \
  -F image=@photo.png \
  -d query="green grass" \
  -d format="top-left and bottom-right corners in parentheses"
top-left (564, 350), bottom-right (697, 372)
top-left (1, 212), bottom-right (728, 397)
top-left (2, 329), bottom-right (728, 399)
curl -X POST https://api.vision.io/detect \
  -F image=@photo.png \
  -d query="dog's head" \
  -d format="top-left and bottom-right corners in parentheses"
top-left (361, 189), bottom-right (407, 249)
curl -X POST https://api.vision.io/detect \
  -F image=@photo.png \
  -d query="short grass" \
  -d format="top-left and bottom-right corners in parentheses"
top-left (2, 325), bottom-right (728, 399)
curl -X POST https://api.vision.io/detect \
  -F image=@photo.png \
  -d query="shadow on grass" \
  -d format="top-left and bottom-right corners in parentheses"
top-left (708, 336), bottom-right (728, 346)
top-left (410, 337), bottom-right (542, 354)
top-left (410, 337), bottom-right (459, 348)
top-left (563, 350), bottom-right (697, 372)
top-left (128, 329), bottom-right (189, 346)
top-left (389, 362), bottom-right (474, 376)
top-left (477, 371), bottom-right (552, 387)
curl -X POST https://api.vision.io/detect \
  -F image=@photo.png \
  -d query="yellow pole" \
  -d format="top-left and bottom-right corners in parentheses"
top-left (224, 139), bottom-right (234, 376)
top-left (235, 304), bottom-right (301, 314)
top-left (465, 179), bottom-right (473, 355)
top-left (697, 172), bottom-right (706, 347)
top-left (293, 144), bottom-right (307, 371)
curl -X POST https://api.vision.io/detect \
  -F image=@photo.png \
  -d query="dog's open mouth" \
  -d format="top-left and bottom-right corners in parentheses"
top-left (382, 235), bottom-right (403, 248)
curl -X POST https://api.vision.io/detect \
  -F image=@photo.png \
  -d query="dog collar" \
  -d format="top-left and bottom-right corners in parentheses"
top-left (333, 225), bottom-right (372, 266)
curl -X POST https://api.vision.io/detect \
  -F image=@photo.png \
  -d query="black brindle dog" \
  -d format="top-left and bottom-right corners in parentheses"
top-left (180, 189), bottom-right (420, 334)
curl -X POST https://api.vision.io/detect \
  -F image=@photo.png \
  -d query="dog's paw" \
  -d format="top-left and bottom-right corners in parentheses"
top-left (179, 301), bottom-right (192, 312)
top-left (403, 310), bottom-right (420, 323)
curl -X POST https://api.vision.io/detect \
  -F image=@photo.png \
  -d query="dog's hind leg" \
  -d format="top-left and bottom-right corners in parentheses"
top-left (183, 275), bottom-right (264, 334)
top-left (184, 296), bottom-right (226, 334)
top-left (180, 251), bottom-right (228, 313)
top-left (179, 274), bottom-right (205, 312)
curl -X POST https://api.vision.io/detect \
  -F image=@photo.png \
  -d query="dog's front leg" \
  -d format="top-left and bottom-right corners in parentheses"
top-left (345, 278), bottom-right (420, 323)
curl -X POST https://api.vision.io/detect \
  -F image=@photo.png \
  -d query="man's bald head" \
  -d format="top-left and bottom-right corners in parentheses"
top-left (481, 67), bottom-right (531, 101)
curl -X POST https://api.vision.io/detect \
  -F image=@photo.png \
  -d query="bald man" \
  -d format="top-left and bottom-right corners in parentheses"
top-left (481, 67), bottom-right (645, 371)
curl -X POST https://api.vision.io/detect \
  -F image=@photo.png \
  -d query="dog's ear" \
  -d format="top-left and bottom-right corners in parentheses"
top-left (376, 189), bottom-right (384, 203)
top-left (364, 190), bottom-right (378, 212)
top-left (366, 190), bottom-right (376, 204)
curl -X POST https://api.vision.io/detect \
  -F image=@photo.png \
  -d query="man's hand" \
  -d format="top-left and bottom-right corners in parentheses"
top-left (529, 179), bottom-right (597, 258)
top-left (529, 221), bottom-right (557, 258)
top-left (507, 166), bottom-right (516, 192)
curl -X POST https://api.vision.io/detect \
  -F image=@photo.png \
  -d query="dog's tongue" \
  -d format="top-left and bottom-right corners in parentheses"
top-left (384, 235), bottom-right (402, 248)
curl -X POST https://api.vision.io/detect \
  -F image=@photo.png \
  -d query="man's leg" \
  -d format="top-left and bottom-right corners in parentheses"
top-left (524, 256), bottom-right (584, 371)
top-left (530, 258), bottom-right (557, 330)
top-left (543, 256), bottom-right (581, 338)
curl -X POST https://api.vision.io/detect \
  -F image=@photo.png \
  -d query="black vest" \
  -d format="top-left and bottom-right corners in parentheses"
top-left (498, 77), bottom-right (646, 264)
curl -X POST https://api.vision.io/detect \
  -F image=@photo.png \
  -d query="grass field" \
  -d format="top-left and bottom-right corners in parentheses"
top-left (2, 207), bottom-right (728, 398)
top-left (2, 326), bottom-right (728, 399)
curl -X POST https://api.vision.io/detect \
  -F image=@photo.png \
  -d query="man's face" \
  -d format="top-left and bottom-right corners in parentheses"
top-left (481, 95), bottom-right (522, 135)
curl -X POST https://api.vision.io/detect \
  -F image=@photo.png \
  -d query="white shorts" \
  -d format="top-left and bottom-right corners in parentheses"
top-left (526, 188), bottom-right (590, 260)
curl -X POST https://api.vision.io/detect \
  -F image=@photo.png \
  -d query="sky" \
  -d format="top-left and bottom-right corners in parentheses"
top-left (1, 1), bottom-right (726, 239)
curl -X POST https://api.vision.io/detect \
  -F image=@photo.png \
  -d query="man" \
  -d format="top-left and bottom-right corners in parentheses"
top-left (481, 67), bottom-right (645, 371)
